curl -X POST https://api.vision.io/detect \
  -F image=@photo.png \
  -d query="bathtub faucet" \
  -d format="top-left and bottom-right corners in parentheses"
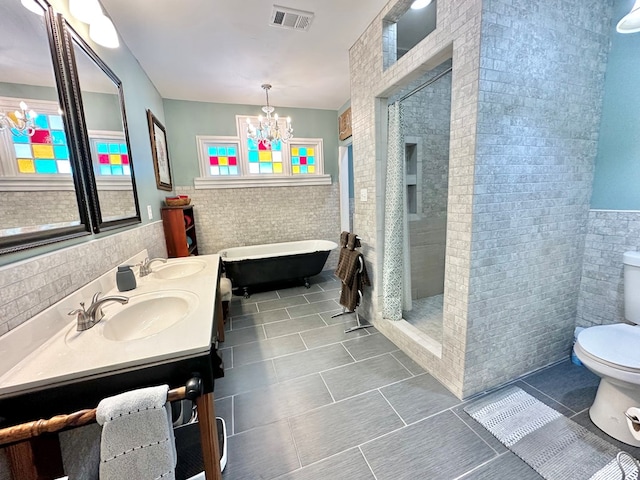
top-left (68, 292), bottom-right (129, 331)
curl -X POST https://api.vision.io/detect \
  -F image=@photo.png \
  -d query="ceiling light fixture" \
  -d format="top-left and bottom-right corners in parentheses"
top-left (89, 15), bottom-right (120, 48)
top-left (0, 101), bottom-right (37, 137)
top-left (69, 0), bottom-right (103, 24)
top-left (410, 0), bottom-right (433, 10)
top-left (618, 0), bottom-right (640, 33)
top-left (20, 0), bottom-right (44, 16)
top-left (246, 84), bottom-right (293, 148)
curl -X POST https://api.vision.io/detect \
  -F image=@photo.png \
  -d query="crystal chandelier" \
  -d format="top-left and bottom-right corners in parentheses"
top-left (0, 101), bottom-right (37, 136)
top-left (246, 84), bottom-right (293, 148)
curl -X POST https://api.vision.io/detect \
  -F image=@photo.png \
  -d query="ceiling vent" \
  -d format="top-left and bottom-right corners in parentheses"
top-left (270, 5), bottom-right (314, 32)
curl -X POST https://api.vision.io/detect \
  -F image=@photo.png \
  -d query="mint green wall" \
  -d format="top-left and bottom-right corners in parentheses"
top-left (0, 82), bottom-right (58, 101)
top-left (162, 99), bottom-right (339, 186)
top-left (591, 0), bottom-right (640, 209)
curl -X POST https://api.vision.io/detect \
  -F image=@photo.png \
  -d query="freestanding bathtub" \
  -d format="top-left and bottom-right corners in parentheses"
top-left (218, 240), bottom-right (338, 297)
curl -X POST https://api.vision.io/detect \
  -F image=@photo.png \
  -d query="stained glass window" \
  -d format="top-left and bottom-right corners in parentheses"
top-left (290, 145), bottom-right (316, 175)
top-left (207, 144), bottom-right (239, 176)
top-left (247, 138), bottom-right (283, 174)
top-left (195, 122), bottom-right (326, 187)
top-left (14, 113), bottom-right (71, 175)
top-left (95, 140), bottom-right (130, 176)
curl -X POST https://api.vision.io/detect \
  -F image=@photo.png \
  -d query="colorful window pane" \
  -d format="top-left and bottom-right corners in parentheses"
top-left (17, 159), bottom-right (35, 173)
top-left (34, 159), bottom-right (57, 174)
top-left (94, 141), bottom-right (130, 176)
top-left (12, 114), bottom-right (69, 175)
top-left (246, 138), bottom-right (283, 175)
top-left (290, 145), bottom-right (317, 175)
top-left (206, 143), bottom-right (240, 176)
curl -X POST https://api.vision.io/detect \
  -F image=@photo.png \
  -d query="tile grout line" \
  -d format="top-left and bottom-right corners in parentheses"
top-left (451, 452), bottom-right (507, 480)
top-left (391, 351), bottom-right (420, 377)
top-left (319, 371), bottom-right (336, 403)
top-left (341, 341), bottom-right (358, 363)
top-left (378, 388), bottom-right (408, 427)
top-left (570, 406), bottom-right (590, 419)
top-left (270, 358), bottom-right (281, 384)
top-left (286, 416), bottom-right (304, 472)
top-left (519, 380), bottom-right (578, 414)
top-left (217, 350), bottom-right (406, 402)
top-left (450, 409), bottom-right (504, 456)
top-left (224, 320), bottom-right (373, 356)
top-left (297, 332), bottom-right (311, 352)
top-left (358, 445), bottom-right (380, 480)
top-left (234, 349), bottom-right (400, 378)
top-left (230, 395), bottom-right (235, 436)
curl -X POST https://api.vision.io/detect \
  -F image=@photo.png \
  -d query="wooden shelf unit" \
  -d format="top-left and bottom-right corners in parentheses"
top-left (161, 205), bottom-right (199, 258)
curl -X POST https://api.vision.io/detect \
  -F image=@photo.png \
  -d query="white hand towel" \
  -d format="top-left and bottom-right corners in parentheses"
top-left (626, 407), bottom-right (640, 441)
top-left (96, 385), bottom-right (176, 480)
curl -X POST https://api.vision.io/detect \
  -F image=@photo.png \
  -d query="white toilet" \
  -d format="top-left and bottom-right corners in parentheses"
top-left (575, 251), bottom-right (640, 446)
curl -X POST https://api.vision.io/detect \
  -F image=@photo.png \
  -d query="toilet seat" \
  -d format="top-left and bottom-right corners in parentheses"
top-left (577, 324), bottom-right (640, 371)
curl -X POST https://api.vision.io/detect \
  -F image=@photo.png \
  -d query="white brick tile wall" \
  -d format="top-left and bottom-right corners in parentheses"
top-left (576, 210), bottom-right (640, 328)
top-left (350, 0), bottom-right (611, 398)
top-left (176, 184), bottom-right (341, 270)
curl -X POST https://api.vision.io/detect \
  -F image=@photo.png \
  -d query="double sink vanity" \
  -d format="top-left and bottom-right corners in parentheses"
top-left (0, 250), bottom-right (225, 479)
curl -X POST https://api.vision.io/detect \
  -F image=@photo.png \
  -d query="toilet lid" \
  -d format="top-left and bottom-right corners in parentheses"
top-left (577, 324), bottom-right (640, 370)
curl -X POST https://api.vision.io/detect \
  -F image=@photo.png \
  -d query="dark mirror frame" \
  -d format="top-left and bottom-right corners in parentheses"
top-left (60, 20), bottom-right (141, 233)
top-left (0, 3), bottom-right (92, 255)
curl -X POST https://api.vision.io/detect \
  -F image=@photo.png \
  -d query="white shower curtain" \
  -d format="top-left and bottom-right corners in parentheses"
top-left (382, 101), bottom-right (409, 321)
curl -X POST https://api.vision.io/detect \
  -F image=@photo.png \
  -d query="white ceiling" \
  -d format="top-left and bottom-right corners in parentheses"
top-left (99, 0), bottom-right (390, 110)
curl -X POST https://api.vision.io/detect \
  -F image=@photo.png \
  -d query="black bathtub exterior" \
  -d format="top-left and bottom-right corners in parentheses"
top-left (222, 249), bottom-right (331, 295)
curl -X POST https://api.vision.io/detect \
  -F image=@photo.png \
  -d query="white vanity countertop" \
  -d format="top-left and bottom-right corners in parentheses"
top-left (0, 252), bottom-right (221, 398)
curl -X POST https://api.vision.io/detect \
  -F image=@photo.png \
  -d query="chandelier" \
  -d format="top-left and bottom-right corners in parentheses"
top-left (246, 84), bottom-right (293, 148)
top-left (0, 101), bottom-right (37, 136)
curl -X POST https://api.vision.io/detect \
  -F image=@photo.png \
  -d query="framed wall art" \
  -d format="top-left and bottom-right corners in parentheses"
top-left (147, 109), bottom-right (172, 191)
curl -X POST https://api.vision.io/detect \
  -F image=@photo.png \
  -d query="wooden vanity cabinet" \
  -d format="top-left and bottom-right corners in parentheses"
top-left (161, 205), bottom-right (199, 258)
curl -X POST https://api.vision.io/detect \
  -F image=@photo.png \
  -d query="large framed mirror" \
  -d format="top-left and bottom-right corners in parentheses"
top-left (62, 19), bottom-right (140, 232)
top-left (0, 0), bottom-right (91, 254)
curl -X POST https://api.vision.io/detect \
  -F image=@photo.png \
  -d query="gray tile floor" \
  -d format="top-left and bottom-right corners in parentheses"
top-left (214, 273), bottom-right (636, 479)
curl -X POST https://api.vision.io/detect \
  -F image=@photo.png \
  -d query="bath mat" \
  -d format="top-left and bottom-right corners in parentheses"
top-left (464, 386), bottom-right (639, 480)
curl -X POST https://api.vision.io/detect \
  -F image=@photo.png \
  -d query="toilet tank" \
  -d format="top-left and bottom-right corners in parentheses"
top-left (624, 251), bottom-right (640, 324)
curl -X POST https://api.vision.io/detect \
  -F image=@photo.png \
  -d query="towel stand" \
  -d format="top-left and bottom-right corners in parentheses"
top-left (0, 377), bottom-right (222, 480)
top-left (333, 254), bottom-right (374, 333)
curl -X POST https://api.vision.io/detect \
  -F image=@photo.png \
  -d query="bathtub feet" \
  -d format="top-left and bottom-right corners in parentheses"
top-left (243, 287), bottom-right (250, 299)
top-left (303, 278), bottom-right (310, 289)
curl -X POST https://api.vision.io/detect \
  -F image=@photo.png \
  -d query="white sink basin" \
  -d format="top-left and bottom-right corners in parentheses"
top-left (101, 291), bottom-right (199, 341)
top-left (152, 260), bottom-right (207, 280)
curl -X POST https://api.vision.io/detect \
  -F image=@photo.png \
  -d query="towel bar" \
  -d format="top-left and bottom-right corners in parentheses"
top-left (0, 377), bottom-right (203, 446)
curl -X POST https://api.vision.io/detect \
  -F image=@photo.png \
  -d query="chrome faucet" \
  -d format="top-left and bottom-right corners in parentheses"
top-left (139, 257), bottom-right (167, 277)
top-left (68, 292), bottom-right (129, 331)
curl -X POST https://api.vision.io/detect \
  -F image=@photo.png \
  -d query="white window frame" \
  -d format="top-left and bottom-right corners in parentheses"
top-left (0, 96), bottom-right (76, 191)
top-left (194, 115), bottom-right (330, 189)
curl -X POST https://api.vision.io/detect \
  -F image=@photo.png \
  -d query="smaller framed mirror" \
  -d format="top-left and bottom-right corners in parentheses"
top-left (62, 20), bottom-right (140, 232)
